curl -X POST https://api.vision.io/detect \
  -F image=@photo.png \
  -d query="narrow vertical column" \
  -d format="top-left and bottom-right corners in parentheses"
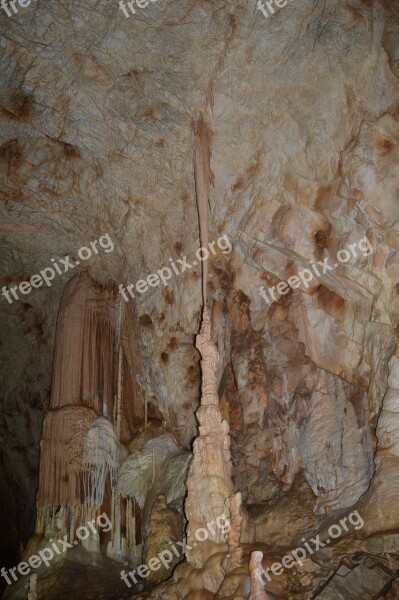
top-left (184, 116), bottom-right (242, 569)
top-left (249, 552), bottom-right (271, 600)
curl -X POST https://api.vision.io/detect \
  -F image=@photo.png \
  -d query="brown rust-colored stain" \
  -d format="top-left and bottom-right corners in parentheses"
top-left (312, 223), bottom-right (331, 259)
top-left (163, 288), bottom-right (175, 305)
top-left (182, 400), bottom-right (193, 411)
top-left (16, 303), bottom-right (45, 339)
top-left (167, 337), bottom-right (178, 350)
top-left (174, 241), bottom-right (182, 253)
top-left (156, 138), bottom-right (165, 147)
top-left (376, 136), bottom-right (395, 155)
top-left (0, 138), bottom-right (23, 176)
top-left (139, 314), bottom-right (153, 327)
top-left (55, 139), bottom-right (81, 159)
top-left (180, 190), bottom-right (190, 203)
top-left (142, 107), bottom-right (156, 119)
top-left (316, 285), bottom-right (345, 322)
top-left (231, 149), bottom-right (262, 193)
top-left (187, 364), bottom-right (199, 383)
top-left (125, 68), bottom-right (141, 78)
top-left (212, 261), bottom-right (234, 293)
top-left (160, 352), bottom-right (169, 364)
top-left (2, 93), bottom-right (34, 119)
top-left (231, 176), bottom-right (245, 193)
top-left (260, 270), bottom-right (280, 287)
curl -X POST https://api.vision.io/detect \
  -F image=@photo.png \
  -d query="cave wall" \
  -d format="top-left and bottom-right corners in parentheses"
top-left (0, 0), bottom-right (399, 597)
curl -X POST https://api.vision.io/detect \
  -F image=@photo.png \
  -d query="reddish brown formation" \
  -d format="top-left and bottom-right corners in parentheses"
top-left (37, 273), bottom-right (120, 510)
top-left (34, 273), bottom-right (147, 561)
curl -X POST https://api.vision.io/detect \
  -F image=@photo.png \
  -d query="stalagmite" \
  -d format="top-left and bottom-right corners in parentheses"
top-left (184, 117), bottom-right (242, 568)
top-left (27, 574), bottom-right (37, 600)
top-left (226, 491), bottom-right (244, 569)
top-left (249, 552), bottom-right (271, 600)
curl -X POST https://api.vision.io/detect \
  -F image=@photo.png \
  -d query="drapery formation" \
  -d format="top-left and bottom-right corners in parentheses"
top-left (35, 272), bottom-right (141, 559)
top-left (37, 273), bottom-right (120, 511)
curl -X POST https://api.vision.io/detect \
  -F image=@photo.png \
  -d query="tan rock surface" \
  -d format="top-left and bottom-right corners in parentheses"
top-left (1, 1), bottom-right (399, 599)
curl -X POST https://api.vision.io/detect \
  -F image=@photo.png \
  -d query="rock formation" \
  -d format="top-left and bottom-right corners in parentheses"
top-left (184, 308), bottom-right (237, 567)
top-left (226, 491), bottom-right (244, 569)
top-left (249, 551), bottom-right (271, 600)
top-left (1, 2), bottom-right (399, 600)
top-left (143, 494), bottom-right (184, 583)
top-left (35, 273), bottom-right (121, 548)
top-left (184, 112), bottom-right (243, 569)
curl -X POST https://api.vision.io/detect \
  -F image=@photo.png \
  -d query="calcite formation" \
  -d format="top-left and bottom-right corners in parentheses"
top-left (35, 273), bottom-right (123, 549)
top-left (34, 272), bottom-right (175, 565)
top-left (1, 1), bottom-right (399, 599)
top-left (249, 551), bottom-right (271, 600)
top-left (143, 494), bottom-right (184, 583)
top-left (184, 107), bottom-right (243, 568)
top-left (226, 491), bottom-right (244, 569)
top-left (184, 308), bottom-right (237, 567)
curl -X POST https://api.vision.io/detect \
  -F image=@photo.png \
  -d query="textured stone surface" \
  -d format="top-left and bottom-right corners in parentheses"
top-left (143, 494), bottom-right (183, 583)
top-left (313, 558), bottom-right (392, 600)
top-left (0, 0), bottom-right (399, 599)
top-left (185, 309), bottom-right (238, 568)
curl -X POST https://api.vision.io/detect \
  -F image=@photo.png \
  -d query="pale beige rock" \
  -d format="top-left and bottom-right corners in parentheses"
top-left (226, 491), bottom-right (244, 569)
top-left (1, 2), bottom-right (399, 599)
top-left (185, 309), bottom-right (238, 567)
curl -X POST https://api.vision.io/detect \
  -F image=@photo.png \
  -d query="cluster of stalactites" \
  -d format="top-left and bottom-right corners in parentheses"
top-left (81, 416), bottom-right (120, 508)
top-left (37, 409), bottom-right (120, 511)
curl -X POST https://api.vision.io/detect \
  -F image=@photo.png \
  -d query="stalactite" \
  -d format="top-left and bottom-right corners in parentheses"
top-left (184, 117), bottom-right (243, 568)
top-left (81, 416), bottom-right (120, 508)
top-left (114, 300), bottom-right (123, 439)
top-left (37, 405), bottom-right (97, 507)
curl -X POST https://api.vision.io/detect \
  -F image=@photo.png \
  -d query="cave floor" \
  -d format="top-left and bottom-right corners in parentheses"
top-left (3, 557), bottom-right (148, 600)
